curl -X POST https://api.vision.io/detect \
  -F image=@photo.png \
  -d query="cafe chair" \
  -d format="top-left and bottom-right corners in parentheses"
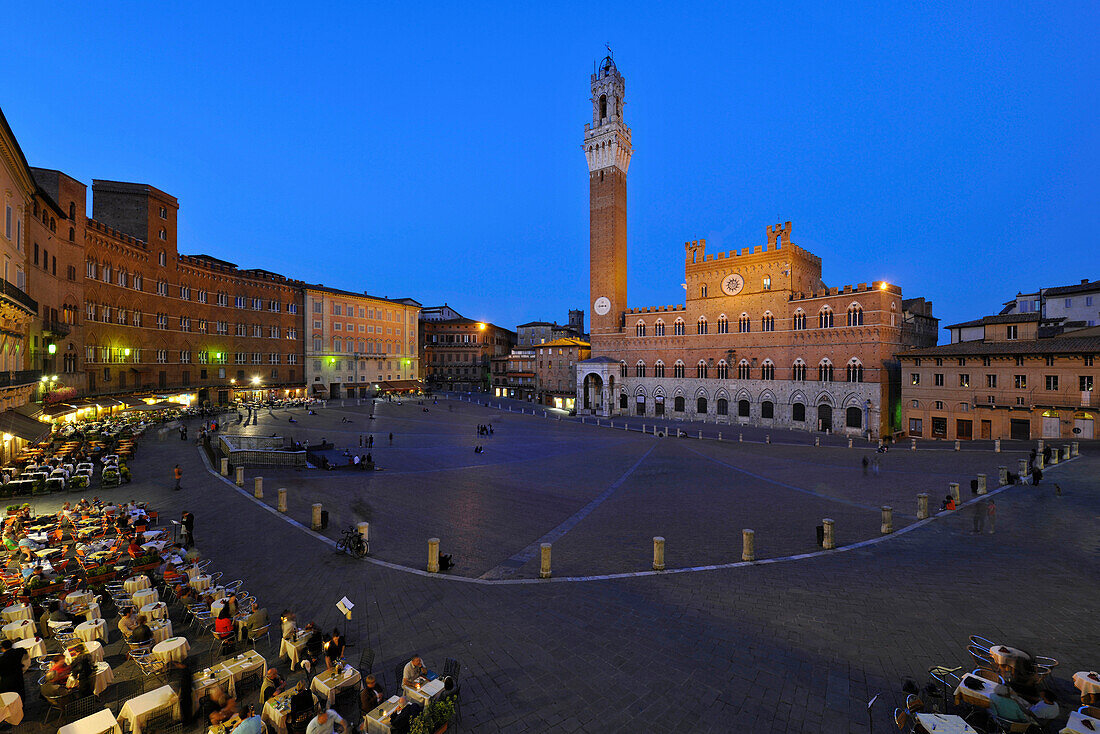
top-left (68, 694), bottom-right (101, 721)
top-left (237, 670), bottom-right (261, 696)
top-left (1032, 655), bottom-right (1058, 670)
top-left (893, 708), bottom-right (913, 732)
top-left (393, 663), bottom-right (406, 691)
top-left (968, 634), bottom-right (997, 650)
top-left (358, 648), bottom-right (375, 675)
top-left (929, 667), bottom-right (962, 715)
top-left (39, 680), bottom-right (73, 723)
top-left (144, 705), bottom-right (175, 733)
top-left (246, 623), bottom-right (271, 650)
top-left (988, 714), bottom-right (1033, 733)
top-left (1081, 705), bottom-right (1100, 719)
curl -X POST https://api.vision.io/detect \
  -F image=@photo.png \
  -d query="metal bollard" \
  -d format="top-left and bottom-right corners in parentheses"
top-left (220, 458), bottom-right (229, 476)
top-left (881, 506), bottom-right (894, 534)
top-left (277, 488), bottom-right (287, 513)
top-left (977, 474), bottom-right (987, 495)
top-left (1050, 450), bottom-right (1059, 465)
top-left (917, 493), bottom-right (929, 520)
top-left (698, 431), bottom-right (702, 440)
top-left (741, 529), bottom-right (755, 562)
top-left (253, 477), bottom-right (263, 499)
top-left (994, 438), bottom-right (1001, 453)
top-left (652, 537), bottom-right (666, 571)
top-left (427, 538), bottom-right (440, 573)
top-left (822, 519), bottom-right (835, 550)
top-left (357, 522), bottom-right (370, 553)
top-left (235, 466), bottom-right (245, 487)
top-left (311, 503), bottom-right (322, 531)
top-left (539, 543), bottom-right (551, 579)
top-left (718, 432), bottom-right (722, 441)
top-left (948, 483), bottom-right (960, 506)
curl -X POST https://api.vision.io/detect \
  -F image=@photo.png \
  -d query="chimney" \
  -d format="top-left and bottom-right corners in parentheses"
top-left (1083, 279), bottom-right (1090, 284)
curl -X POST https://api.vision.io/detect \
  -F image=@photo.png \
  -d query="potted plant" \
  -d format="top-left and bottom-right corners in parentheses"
top-left (409, 699), bottom-right (455, 734)
top-left (5, 504), bottom-right (20, 515)
top-left (131, 551), bottom-right (161, 571)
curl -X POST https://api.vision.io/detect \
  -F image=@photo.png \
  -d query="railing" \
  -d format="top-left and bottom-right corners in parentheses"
top-left (0, 370), bottom-right (43, 389)
top-left (971, 386), bottom-right (1093, 409)
top-left (0, 279), bottom-right (38, 314)
top-left (44, 320), bottom-right (72, 337)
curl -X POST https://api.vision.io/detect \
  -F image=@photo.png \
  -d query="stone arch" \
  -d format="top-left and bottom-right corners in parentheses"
top-left (652, 385), bottom-right (665, 398)
top-left (734, 387), bottom-right (752, 403)
top-left (758, 388), bottom-right (777, 404)
top-left (714, 387), bottom-right (731, 401)
top-left (693, 386), bottom-right (710, 399)
top-left (789, 389), bottom-right (808, 405)
top-left (816, 392), bottom-right (835, 407)
top-left (633, 384), bottom-right (648, 397)
top-left (842, 392), bottom-right (864, 409)
top-left (672, 385), bottom-right (686, 398)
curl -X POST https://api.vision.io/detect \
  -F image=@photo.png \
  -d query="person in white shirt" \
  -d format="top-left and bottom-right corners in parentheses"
top-left (1028, 690), bottom-right (1059, 722)
top-left (305, 709), bottom-right (345, 734)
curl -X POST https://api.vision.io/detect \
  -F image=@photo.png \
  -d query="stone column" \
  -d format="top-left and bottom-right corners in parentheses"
top-left (822, 519), bottom-right (835, 550)
top-left (998, 466), bottom-right (1008, 486)
top-left (357, 522), bottom-right (370, 552)
top-left (235, 466), bottom-right (245, 487)
top-left (741, 529), bottom-right (755, 561)
top-left (948, 483), bottom-right (960, 506)
top-left (427, 538), bottom-right (440, 573)
top-left (539, 543), bottom-right (551, 579)
top-left (994, 438), bottom-right (1001, 453)
top-left (652, 537), bottom-right (666, 571)
top-left (220, 458), bottom-right (229, 476)
top-left (253, 477), bottom-right (263, 499)
top-left (917, 493), bottom-right (929, 520)
top-left (1018, 458), bottom-right (1028, 477)
top-left (277, 488), bottom-right (287, 513)
top-left (880, 506), bottom-right (893, 535)
top-left (977, 474), bottom-right (987, 495)
top-left (311, 503), bottom-right (322, 530)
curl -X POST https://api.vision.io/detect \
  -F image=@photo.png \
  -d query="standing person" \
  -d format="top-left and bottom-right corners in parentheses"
top-left (0, 638), bottom-right (28, 701)
top-left (367, 435), bottom-right (374, 448)
top-left (861, 456), bottom-right (868, 475)
top-left (388, 433), bottom-right (393, 445)
top-left (173, 464), bottom-right (183, 491)
top-left (181, 511), bottom-right (195, 548)
top-left (972, 500), bottom-right (986, 534)
top-left (987, 499), bottom-right (996, 534)
top-left (358, 435), bottom-right (362, 448)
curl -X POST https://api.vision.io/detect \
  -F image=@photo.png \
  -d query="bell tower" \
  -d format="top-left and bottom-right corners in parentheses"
top-left (584, 56), bottom-right (632, 340)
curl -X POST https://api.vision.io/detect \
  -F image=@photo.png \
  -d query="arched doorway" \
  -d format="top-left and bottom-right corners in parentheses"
top-left (818, 404), bottom-right (833, 431)
top-left (846, 406), bottom-right (863, 429)
top-left (582, 373), bottom-right (603, 412)
top-left (1041, 410), bottom-right (1060, 438)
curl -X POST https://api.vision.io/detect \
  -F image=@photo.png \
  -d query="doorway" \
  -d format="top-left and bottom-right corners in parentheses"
top-left (980, 420), bottom-right (991, 440)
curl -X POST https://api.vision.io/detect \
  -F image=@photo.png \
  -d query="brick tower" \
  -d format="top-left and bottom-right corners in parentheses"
top-left (584, 55), bottom-right (632, 339)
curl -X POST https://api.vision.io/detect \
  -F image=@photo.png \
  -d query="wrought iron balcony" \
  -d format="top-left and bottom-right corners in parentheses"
top-left (0, 279), bottom-right (37, 316)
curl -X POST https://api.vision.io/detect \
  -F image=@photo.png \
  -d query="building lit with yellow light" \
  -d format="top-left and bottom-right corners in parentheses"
top-left (420, 308), bottom-right (514, 392)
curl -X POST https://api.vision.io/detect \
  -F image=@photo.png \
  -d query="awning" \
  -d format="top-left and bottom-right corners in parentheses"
top-left (42, 403), bottom-right (78, 417)
top-left (120, 400), bottom-right (177, 413)
top-left (379, 379), bottom-right (423, 391)
top-left (0, 409), bottom-right (52, 442)
top-left (120, 397), bottom-right (146, 407)
top-left (311, 384), bottom-right (329, 394)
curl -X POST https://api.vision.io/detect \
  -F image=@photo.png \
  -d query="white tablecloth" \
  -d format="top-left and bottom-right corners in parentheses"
top-left (141, 601), bottom-right (169, 620)
top-left (150, 619), bottom-right (174, 644)
top-left (118, 684), bottom-right (180, 734)
top-left (65, 590), bottom-right (94, 609)
top-left (279, 630), bottom-right (309, 670)
top-left (125, 575), bottom-right (152, 593)
top-left (2, 619), bottom-right (35, 641)
top-left (14, 635), bottom-right (47, 664)
top-left (914, 713), bottom-right (978, 733)
top-left (191, 574), bottom-right (213, 591)
top-left (1064, 710), bottom-right (1100, 734)
top-left (0, 691), bottom-right (23, 726)
top-left (311, 664), bottom-right (361, 707)
top-left (133, 588), bottom-right (159, 607)
top-left (142, 540), bottom-right (168, 552)
top-left (988, 645), bottom-right (1029, 665)
top-left (208, 651), bottom-right (267, 697)
top-left (89, 661), bottom-right (114, 696)
top-left (152, 636), bottom-right (191, 663)
top-left (57, 708), bottom-right (121, 734)
top-left (403, 677), bottom-right (445, 708)
top-left (75, 618), bottom-right (107, 643)
top-left (261, 689), bottom-right (294, 734)
top-left (1073, 671), bottom-right (1100, 696)
top-left (65, 640), bottom-right (104, 664)
top-left (1, 603), bottom-right (31, 622)
top-left (364, 696), bottom-right (402, 734)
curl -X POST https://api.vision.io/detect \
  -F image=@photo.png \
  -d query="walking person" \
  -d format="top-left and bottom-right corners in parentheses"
top-left (986, 499), bottom-right (996, 534)
top-left (971, 500), bottom-right (986, 534)
top-left (181, 511), bottom-right (196, 548)
top-left (388, 432), bottom-right (393, 445)
top-left (861, 456), bottom-right (868, 476)
top-left (173, 464), bottom-right (183, 491)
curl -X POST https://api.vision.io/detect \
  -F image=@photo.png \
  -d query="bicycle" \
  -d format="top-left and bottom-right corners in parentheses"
top-left (335, 526), bottom-right (368, 558)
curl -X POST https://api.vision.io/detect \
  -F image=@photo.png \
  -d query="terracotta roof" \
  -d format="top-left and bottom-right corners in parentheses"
top-left (900, 334), bottom-right (1100, 358)
top-left (945, 313), bottom-right (1042, 329)
top-left (538, 337), bottom-right (590, 349)
top-left (1043, 279), bottom-right (1100, 297)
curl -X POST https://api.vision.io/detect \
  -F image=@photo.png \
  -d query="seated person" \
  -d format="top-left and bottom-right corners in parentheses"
top-left (401, 654), bottom-right (428, 688)
top-left (127, 537), bottom-right (144, 559)
top-left (388, 698), bottom-right (422, 734)
top-left (289, 681), bottom-right (316, 719)
top-left (302, 623), bottom-right (323, 670)
top-left (305, 709), bottom-right (346, 734)
top-left (987, 684), bottom-right (1033, 724)
top-left (281, 611), bottom-right (297, 640)
top-left (239, 606), bottom-right (269, 642)
top-left (1028, 690), bottom-right (1059, 722)
top-left (47, 601), bottom-right (71, 624)
top-left (203, 686), bottom-right (238, 726)
top-left (214, 606), bottom-right (235, 640)
top-left (129, 614), bottom-right (154, 643)
top-left (222, 592), bottom-right (239, 617)
top-left (359, 674), bottom-right (386, 712)
top-left (230, 706), bottom-right (263, 734)
top-left (260, 667), bottom-right (285, 702)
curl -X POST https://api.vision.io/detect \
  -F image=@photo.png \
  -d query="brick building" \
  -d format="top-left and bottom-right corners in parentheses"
top-left (421, 314), bottom-right (514, 392)
top-left (576, 57), bottom-right (936, 437)
top-left (490, 347), bottom-right (536, 402)
top-left (303, 284), bottom-right (421, 398)
top-left (535, 337), bottom-right (590, 410)
top-left (900, 314), bottom-right (1098, 440)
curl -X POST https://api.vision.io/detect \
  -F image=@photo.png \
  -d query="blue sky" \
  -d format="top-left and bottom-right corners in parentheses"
top-left (5, 2), bottom-right (1097, 336)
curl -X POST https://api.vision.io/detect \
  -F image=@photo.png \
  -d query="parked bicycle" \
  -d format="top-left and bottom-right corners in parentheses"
top-left (335, 526), bottom-right (368, 558)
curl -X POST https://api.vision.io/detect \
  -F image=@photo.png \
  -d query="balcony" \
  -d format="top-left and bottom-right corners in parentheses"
top-left (44, 320), bottom-right (72, 338)
top-left (0, 279), bottom-right (38, 316)
top-left (0, 370), bottom-right (43, 389)
top-left (971, 386), bottom-right (1094, 410)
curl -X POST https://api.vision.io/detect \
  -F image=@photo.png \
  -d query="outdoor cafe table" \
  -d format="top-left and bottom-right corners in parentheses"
top-left (191, 574), bottom-right (213, 591)
top-left (311, 662), bottom-right (362, 707)
top-left (914, 713), bottom-right (979, 733)
top-left (58, 708), bottom-right (121, 734)
top-left (14, 636), bottom-right (46, 669)
top-left (153, 636), bottom-right (191, 663)
top-left (1074, 671), bottom-right (1100, 696)
top-left (65, 590), bottom-right (94, 608)
top-left (989, 645), bottom-right (1029, 666)
top-left (403, 676), bottom-right (445, 708)
top-left (142, 540), bottom-right (169, 553)
top-left (954, 673), bottom-right (998, 708)
top-left (279, 629), bottom-right (309, 670)
top-left (118, 684), bottom-right (181, 734)
top-left (3, 618), bottom-right (35, 641)
top-left (142, 601), bottom-right (170, 620)
top-left (0, 691), bottom-right (23, 726)
top-left (1063, 709), bottom-right (1100, 734)
top-left (150, 618), bottom-right (174, 644)
top-left (365, 696), bottom-right (402, 734)
top-left (1, 603), bottom-right (31, 622)
top-left (261, 688), bottom-right (294, 734)
top-left (133, 588), bottom-right (159, 607)
top-left (75, 618), bottom-right (106, 643)
top-left (193, 666), bottom-right (233, 702)
top-left (66, 640), bottom-right (105, 664)
top-left (90, 660), bottom-right (114, 696)
top-left (125, 574), bottom-right (152, 593)
top-left (211, 650), bottom-right (267, 697)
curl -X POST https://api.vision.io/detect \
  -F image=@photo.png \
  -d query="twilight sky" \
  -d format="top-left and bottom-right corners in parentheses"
top-left (5, 3), bottom-right (1097, 337)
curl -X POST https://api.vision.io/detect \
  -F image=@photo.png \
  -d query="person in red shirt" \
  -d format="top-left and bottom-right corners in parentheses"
top-left (214, 605), bottom-right (234, 640)
top-left (127, 537), bottom-right (144, 559)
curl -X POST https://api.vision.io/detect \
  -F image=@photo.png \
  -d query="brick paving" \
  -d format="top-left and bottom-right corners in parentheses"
top-left (12, 397), bottom-right (1099, 732)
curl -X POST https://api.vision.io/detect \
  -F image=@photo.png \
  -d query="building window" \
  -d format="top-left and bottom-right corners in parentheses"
top-left (1045, 375), bottom-right (1058, 391)
top-left (1014, 374), bottom-right (1027, 389)
top-left (761, 312), bottom-right (774, 332)
top-left (848, 360), bottom-right (865, 383)
top-left (987, 374), bottom-right (997, 388)
top-left (761, 360), bottom-right (775, 380)
top-left (911, 373), bottom-right (920, 385)
top-left (696, 361), bottom-right (707, 379)
top-left (959, 374), bottom-right (970, 387)
top-left (1045, 355), bottom-right (1055, 366)
top-left (793, 310), bottom-right (806, 330)
top-left (635, 361), bottom-right (646, 378)
top-left (654, 320), bottom-right (665, 336)
top-left (1084, 355), bottom-right (1093, 367)
top-left (674, 319), bottom-right (685, 336)
top-left (654, 361), bottom-right (666, 378)
top-left (1081, 375), bottom-right (1094, 392)
top-left (697, 317), bottom-right (707, 335)
top-left (738, 314), bottom-right (750, 333)
top-left (762, 277), bottom-right (771, 291)
top-left (635, 321), bottom-right (646, 337)
top-left (674, 361), bottom-right (685, 379)
top-left (716, 315), bottom-right (728, 334)
top-left (818, 361), bottom-right (834, 382)
top-left (737, 360), bottom-right (750, 380)
top-left (819, 307), bottom-right (834, 329)
top-left (619, 361), bottom-right (627, 378)
top-left (847, 304), bottom-right (864, 326)
top-left (933, 373), bottom-right (943, 386)
top-left (1006, 324), bottom-right (1018, 340)
top-left (700, 284), bottom-right (707, 298)
top-left (792, 360), bottom-right (806, 381)
top-left (158, 229), bottom-right (167, 240)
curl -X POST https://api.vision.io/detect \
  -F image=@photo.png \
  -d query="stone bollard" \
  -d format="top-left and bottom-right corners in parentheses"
top-left (954, 440), bottom-right (961, 452)
top-left (1071, 441), bottom-right (1078, 457)
top-left (277, 488), bottom-right (287, 513)
top-left (235, 466), bottom-right (245, 487)
top-left (881, 506), bottom-right (894, 534)
top-left (998, 466), bottom-right (1008, 486)
top-left (357, 522), bottom-right (370, 553)
top-left (220, 458), bottom-right (229, 476)
top-left (814, 436), bottom-right (820, 447)
top-left (848, 437), bottom-right (853, 448)
top-left (1050, 450), bottom-right (1059, 465)
top-left (718, 432), bottom-right (722, 441)
top-left (311, 503), bottom-right (322, 530)
top-left (822, 519), bottom-right (835, 550)
top-left (427, 538), bottom-right (440, 573)
top-left (539, 543), bottom-right (552, 579)
top-left (698, 431), bottom-right (702, 440)
top-left (948, 483), bottom-right (960, 506)
top-left (741, 529), bottom-right (755, 562)
top-left (1018, 458), bottom-right (1029, 477)
top-left (652, 537), bottom-right (666, 571)
top-left (253, 477), bottom-right (263, 499)
top-left (917, 493), bottom-right (929, 520)
top-left (1062, 446), bottom-right (1070, 461)
top-left (977, 474), bottom-right (987, 495)
top-left (1037, 439), bottom-right (1044, 453)
top-left (766, 435), bottom-right (771, 444)
top-left (995, 438), bottom-right (1001, 453)
top-left (911, 437), bottom-right (917, 451)
top-left (1037, 453), bottom-right (1044, 469)
top-left (739, 433), bottom-right (743, 442)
